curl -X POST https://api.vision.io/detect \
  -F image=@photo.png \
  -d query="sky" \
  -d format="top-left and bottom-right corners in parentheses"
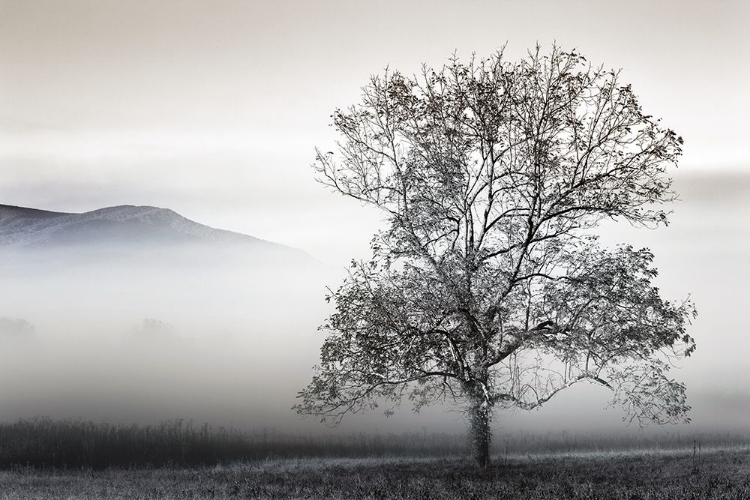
top-left (1, 0), bottom-right (749, 263)
top-left (1, 0), bottom-right (750, 435)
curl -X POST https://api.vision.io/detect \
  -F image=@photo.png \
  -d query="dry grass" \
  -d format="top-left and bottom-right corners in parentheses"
top-left (2, 417), bottom-right (747, 470)
top-left (1, 447), bottom-right (749, 499)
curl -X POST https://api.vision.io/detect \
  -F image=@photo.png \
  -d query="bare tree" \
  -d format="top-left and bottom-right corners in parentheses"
top-left (0, 317), bottom-right (35, 338)
top-left (295, 45), bottom-right (696, 469)
top-left (128, 318), bottom-right (179, 343)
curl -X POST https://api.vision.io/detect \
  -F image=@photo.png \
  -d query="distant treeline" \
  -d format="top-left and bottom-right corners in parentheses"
top-left (0, 417), bottom-right (747, 470)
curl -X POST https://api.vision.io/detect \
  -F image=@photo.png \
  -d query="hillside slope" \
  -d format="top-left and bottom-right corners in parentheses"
top-left (0, 204), bottom-right (296, 250)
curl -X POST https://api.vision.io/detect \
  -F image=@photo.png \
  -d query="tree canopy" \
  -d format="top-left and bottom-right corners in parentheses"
top-left (295, 45), bottom-right (696, 468)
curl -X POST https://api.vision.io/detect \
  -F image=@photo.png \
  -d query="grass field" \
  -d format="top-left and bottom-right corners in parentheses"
top-left (1, 448), bottom-right (749, 499)
top-left (0, 418), bottom-right (749, 499)
top-left (2, 418), bottom-right (748, 469)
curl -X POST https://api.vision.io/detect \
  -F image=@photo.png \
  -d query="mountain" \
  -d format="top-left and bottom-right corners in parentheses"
top-left (0, 204), bottom-right (298, 250)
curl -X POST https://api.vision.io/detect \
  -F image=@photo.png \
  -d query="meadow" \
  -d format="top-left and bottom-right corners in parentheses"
top-left (2, 448), bottom-right (750, 499)
top-left (0, 418), bottom-right (748, 498)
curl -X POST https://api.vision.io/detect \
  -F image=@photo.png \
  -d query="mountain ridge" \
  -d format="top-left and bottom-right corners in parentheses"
top-left (0, 204), bottom-right (310, 262)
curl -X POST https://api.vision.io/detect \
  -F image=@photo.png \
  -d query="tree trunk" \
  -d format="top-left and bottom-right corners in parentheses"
top-left (468, 394), bottom-right (493, 469)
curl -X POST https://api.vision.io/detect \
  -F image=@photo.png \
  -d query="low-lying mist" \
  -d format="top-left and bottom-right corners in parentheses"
top-left (0, 235), bottom-right (334, 432)
top-left (1, 179), bottom-right (750, 439)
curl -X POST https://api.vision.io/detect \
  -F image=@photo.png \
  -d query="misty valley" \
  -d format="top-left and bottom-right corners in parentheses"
top-left (3, 10), bottom-right (750, 493)
top-left (1, 198), bottom-right (749, 498)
